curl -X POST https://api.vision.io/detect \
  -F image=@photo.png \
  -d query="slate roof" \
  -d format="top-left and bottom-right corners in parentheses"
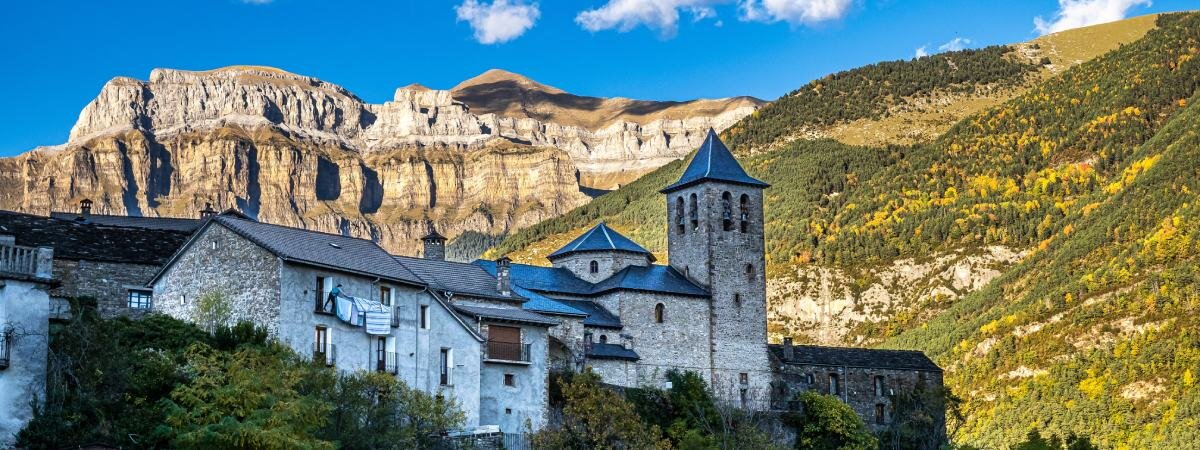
top-left (476, 260), bottom-right (595, 295)
top-left (50, 212), bottom-right (202, 232)
top-left (548, 223), bottom-right (654, 261)
top-left (552, 298), bottom-right (623, 329)
top-left (211, 214), bottom-right (422, 285)
top-left (512, 285), bottom-right (587, 317)
top-left (396, 255), bottom-right (520, 301)
top-left (661, 128), bottom-right (769, 194)
top-left (587, 342), bottom-right (640, 361)
top-left (769, 344), bottom-right (942, 372)
top-left (0, 210), bottom-right (190, 265)
top-left (590, 264), bottom-right (709, 297)
top-left (453, 304), bottom-right (559, 326)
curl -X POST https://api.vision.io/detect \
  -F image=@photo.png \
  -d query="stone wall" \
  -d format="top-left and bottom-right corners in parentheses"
top-left (153, 223), bottom-right (282, 331)
top-left (50, 259), bottom-right (160, 317)
top-left (603, 290), bottom-right (712, 387)
top-left (774, 363), bottom-right (945, 435)
top-left (552, 251), bottom-right (651, 283)
top-left (0, 278), bottom-right (51, 448)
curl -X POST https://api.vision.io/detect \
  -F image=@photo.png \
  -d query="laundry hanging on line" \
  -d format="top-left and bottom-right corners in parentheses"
top-left (331, 293), bottom-right (392, 335)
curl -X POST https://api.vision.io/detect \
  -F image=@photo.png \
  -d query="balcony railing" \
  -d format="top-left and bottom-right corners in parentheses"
top-left (484, 341), bottom-right (531, 363)
top-left (312, 343), bottom-right (337, 367)
top-left (0, 329), bottom-right (11, 370)
top-left (375, 351), bottom-right (399, 374)
top-left (0, 238), bottom-right (52, 279)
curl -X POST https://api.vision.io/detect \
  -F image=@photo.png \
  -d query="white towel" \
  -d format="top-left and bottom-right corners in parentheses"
top-left (364, 309), bottom-right (392, 335)
top-left (335, 295), bottom-right (354, 322)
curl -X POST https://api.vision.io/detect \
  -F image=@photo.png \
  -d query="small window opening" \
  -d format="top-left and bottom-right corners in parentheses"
top-left (589, 260), bottom-right (599, 274)
top-left (504, 373), bottom-right (515, 386)
top-left (739, 194), bottom-right (750, 233)
top-left (654, 303), bottom-right (665, 323)
top-left (722, 191), bottom-right (734, 231)
top-left (829, 374), bottom-right (840, 395)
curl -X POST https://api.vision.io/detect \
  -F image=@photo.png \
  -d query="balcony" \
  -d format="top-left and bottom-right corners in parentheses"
top-left (312, 343), bottom-right (337, 367)
top-left (375, 351), bottom-right (399, 375)
top-left (484, 341), bottom-right (531, 364)
top-left (0, 238), bottom-right (52, 279)
top-left (0, 329), bottom-right (10, 370)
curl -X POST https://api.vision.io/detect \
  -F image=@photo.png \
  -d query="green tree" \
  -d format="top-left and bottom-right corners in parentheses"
top-left (192, 290), bottom-right (233, 333)
top-left (158, 343), bottom-right (333, 450)
top-left (784, 392), bottom-right (877, 450)
top-left (532, 370), bottom-right (672, 450)
top-left (320, 371), bottom-right (465, 450)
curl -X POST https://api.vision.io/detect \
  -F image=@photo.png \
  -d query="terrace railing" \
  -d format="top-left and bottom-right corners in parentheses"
top-left (484, 341), bottom-right (531, 363)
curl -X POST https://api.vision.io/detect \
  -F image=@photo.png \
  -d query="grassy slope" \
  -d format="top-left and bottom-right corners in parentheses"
top-left (492, 12), bottom-right (1200, 447)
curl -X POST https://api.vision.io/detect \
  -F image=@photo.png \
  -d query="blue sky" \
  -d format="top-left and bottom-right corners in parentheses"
top-left (0, 0), bottom-right (1193, 155)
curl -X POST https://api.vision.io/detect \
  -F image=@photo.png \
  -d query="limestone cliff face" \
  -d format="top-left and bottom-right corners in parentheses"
top-left (0, 66), bottom-right (758, 256)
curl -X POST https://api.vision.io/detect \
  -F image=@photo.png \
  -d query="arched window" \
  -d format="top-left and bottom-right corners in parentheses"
top-left (745, 264), bottom-right (755, 282)
top-left (675, 196), bottom-right (686, 235)
top-left (589, 260), bottom-right (599, 274)
top-left (721, 192), bottom-right (734, 231)
top-left (688, 193), bottom-right (699, 230)
top-left (654, 303), bottom-right (665, 323)
top-left (599, 335), bottom-right (608, 344)
top-left (874, 376), bottom-right (885, 396)
top-left (739, 194), bottom-right (750, 233)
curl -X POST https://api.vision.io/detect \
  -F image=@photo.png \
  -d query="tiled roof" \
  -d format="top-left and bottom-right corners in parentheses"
top-left (0, 210), bottom-right (190, 265)
top-left (453, 304), bottom-right (559, 326)
top-left (770, 344), bottom-right (942, 372)
top-left (553, 298), bottom-right (623, 329)
top-left (513, 285), bottom-right (587, 317)
top-left (476, 260), bottom-right (595, 295)
top-left (548, 223), bottom-right (654, 261)
top-left (587, 342), bottom-right (640, 361)
top-left (590, 264), bottom-right (709, 297)
top-left (49, 212), bottom-right (202, 232)
top-left (213, 215), bottom-right (422, 285)
top-left (661, 128), bottom-right (769, 194)
top-left (396, 255), bottom-right (519, 301)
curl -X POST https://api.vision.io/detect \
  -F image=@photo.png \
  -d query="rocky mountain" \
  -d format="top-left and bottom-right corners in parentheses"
top-left (0, 66), bottom-right (760, 256)
top-left (490, 12), bottom-right (1200, 447)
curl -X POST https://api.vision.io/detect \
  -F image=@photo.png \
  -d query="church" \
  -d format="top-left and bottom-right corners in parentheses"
top-left (473, 128), bottom-right (774, 406)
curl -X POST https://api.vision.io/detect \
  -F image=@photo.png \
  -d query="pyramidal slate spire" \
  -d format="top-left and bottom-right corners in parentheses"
top-left (547, 222), bottom-right (654, 261)
top-left (660, 128), bottom-right (769, 194)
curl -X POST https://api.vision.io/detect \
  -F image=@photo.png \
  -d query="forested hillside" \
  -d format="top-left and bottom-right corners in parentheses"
top-left (491, 12), bottom-right (1200, 448)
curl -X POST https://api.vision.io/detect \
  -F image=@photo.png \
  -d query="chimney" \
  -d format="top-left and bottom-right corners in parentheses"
top-left (199, 202), bottom-right (217, 219)
top-left (496, 256), bottom-right (512, 296)
top-left (77, 198), bottom-right (93, 221)
top-left (420, 222), bottom-right (447, 261)
top-left (782, 337), bottom-right (794, 360)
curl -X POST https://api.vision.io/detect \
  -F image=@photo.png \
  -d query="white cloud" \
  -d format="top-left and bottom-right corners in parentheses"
top-left (1033, 0), bottom-right (1151, 35)
top-left (915, 45), bottom-right (929, 58)
top-left (456, 0), bottom-right (541, 44)
top-left (739, 0), bottom-right (854, 26)
top-left (938, 37), bottom-right (971, 52)
top-left (575, 0), bottom-right (722, 37)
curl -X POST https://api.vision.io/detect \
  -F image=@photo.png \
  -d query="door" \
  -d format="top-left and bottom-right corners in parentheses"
top-left (488, 325), bottom-right (521, 360)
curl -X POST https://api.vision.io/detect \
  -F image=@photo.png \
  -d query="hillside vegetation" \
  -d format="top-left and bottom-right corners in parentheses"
top-left (491, 12), bottom-right (1200, 448)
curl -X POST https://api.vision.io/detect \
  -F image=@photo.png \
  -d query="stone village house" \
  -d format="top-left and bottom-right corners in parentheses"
top-left (1, 130), bottom-right (945, 440)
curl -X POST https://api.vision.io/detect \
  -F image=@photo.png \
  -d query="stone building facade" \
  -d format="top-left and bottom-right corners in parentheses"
top-left (0, 238), bottom-right (54, 447)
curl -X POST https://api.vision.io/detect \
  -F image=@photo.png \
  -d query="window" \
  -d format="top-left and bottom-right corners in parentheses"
top-left (504, 373), bottom-right (515, 386)
top-left (828, 374), bottom-right (840, 395)
top-left (420, 305), bottom-right (429, 329)
top-left (874, 376), bottom-right (885, 397)
top-left (805, 373), bottom-right (815, 384)
top-left (375, 337), bottom-right (388, 372)
top-left (654, 303), bottom-right (665, 323)
top-left (127, 289), bottom-right (152, 310)
top-left (314, 326), bottom-right (332, 366)
top-left (379, 286), bottom-right (392, 307)
top-left (733, 293), bottom-right (741, 307)
top-left (722, 191), bottom-right (734, 231)
top-left (599, 334), bottom-right (608, 344)
top-left (589, 260), bottom-right (599, 274)
top-left (745, 264), bottom-right (755, 282)
top-left (688, 193), bottom-right (699, 230)
top-left (875, 404), bottom-right (886, 424)
top-left (739, 194), bottom-right (750, 233)
top-left (675, 197), bottom-right (686, 234)
top-left (739, 372), bottom-right (749, 384)
top-left (315, 276), bottom-right (332, 313)
top-left (211, 240), bottom-right (217, 250)
top-left (439, 348), bottom-right (452, 386)
top-left (488, 325), bottom-right (523, 361)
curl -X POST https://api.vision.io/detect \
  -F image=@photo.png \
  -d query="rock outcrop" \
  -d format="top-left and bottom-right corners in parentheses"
top-left (0, 66), bottom-right (760, 256)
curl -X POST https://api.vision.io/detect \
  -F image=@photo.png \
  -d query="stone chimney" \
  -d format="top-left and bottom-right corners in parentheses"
top-left (420, 223), bottom-right (447, 261)
top-left (496, 256), bottom-right (512, 296)
top-left (782, 337), bottom-right (794, 360)
top-left (199, 202), bottom-right (218, 219)
top-left (77, 198), bottom-right (93, 221)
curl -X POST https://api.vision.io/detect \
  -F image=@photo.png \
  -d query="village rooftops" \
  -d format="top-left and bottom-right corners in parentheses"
top-left (660, 128), bottom-right (769, 194)
top-left (475, 260), bottom-right (707, 299)
top-left (547, 222), bottom-right (655, 262)
top-left (586, 342), bottom-right (640, 361)
top-left (49, 211), bottom-right (203, 232)
top-left (769, 344), bottom-right (942, 372)
top-left (0, 210), bottom-right (190, 266)
top-left (395, 255), bottom-right (523, 302)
